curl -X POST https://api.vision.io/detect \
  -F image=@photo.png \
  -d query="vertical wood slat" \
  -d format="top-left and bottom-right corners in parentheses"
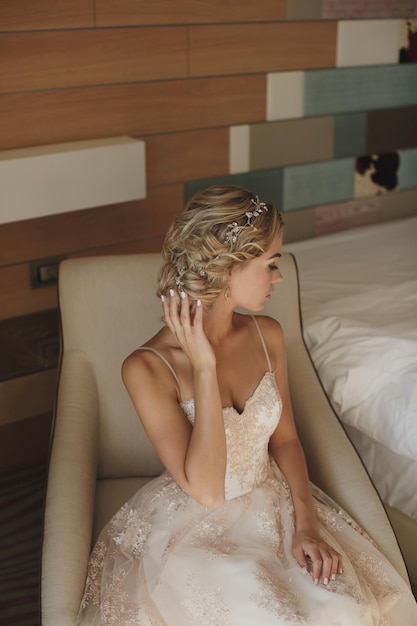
top-left (95, 0), bottom-right (286, 26)
top-left (189, 22), bottom-right (338, 76)
top-left (0, 0), bottom-right (94, 31)
top-left (0, 75), bottom-right (266, 151)
top-left (0, 185), bottom-right (184, 267)
top-left (0, 28), bottom-right (188, 94)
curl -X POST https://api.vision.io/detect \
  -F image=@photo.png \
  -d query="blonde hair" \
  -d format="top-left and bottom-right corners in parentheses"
top-left (157, 185), bottom-right (284, 307)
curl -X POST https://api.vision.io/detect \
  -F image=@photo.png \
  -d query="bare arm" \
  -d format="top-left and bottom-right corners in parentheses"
top-left (122, 291), bottom-right (226, 507)
top-left (264, 318), bottom-right (343, 585)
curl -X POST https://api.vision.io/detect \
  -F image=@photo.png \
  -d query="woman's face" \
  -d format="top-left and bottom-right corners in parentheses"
top-left (228, 235), bottom-right (283, 311)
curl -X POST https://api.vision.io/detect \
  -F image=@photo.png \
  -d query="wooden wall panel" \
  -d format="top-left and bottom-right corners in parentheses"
top-left (0, 75), bottom-right (266, 151)
top-left (189, 22), bottom-right (337, 76)
top-left (0, 265), bottom-right (57, 321)
top-left (0, 411), bottom-right (53, 469)
top-left (0, 237), bottom-right (170, 321)
top-left (146, 128), bottom-right (229, 186)
top-left (0, 0), bottom-right (94, 31)
top-left (0, 370), bottom-right (57, 426)
top-left (0, 185), bottom-right (183, 267)
top-left (95, 0), bottom-right (286, 26)
top-left (0, 28), bottom-right (188, 94)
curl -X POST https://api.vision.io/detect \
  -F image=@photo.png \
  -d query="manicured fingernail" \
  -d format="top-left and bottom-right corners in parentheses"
top-left (301, 567), bottom-right (308, 575)
top-left (324, 577), bottom-right (329, 586)
top-left (339, 568), bottom-right (343, 575)
top-left (180, 291), bottom-right (185, 299)
top-left (169, 289), bottom-right (174, 297)
top-left (314, 578), bottom-right (318, 585)
top-left (197, 299), bottom-right (202, 307)
top-left (331, 573), bottom-right (336, 581)
top-left (161, 295), bottom-right (165, 303)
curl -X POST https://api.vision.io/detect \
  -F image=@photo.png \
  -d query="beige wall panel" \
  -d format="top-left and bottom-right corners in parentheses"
top-left (0, 76), bottom-right (266, 151)
top-left (379, 188), bottom-right (417, 221)
top-left (147, 129), bottom-right (229, 186)
top-left (0, 185), bottom-right (183, 267)
top-left (189, 22), bottom-right (337, 76)
top-left (0, 264), bottom-right (57, 321)
top-left (282, 208), bottom-right (316, 243)
top-left (95, 0), bottom-right (285, 26)
top-left (0, 0), bottom-right (93, 31)
top-left (0, 28), bottom-right (187, 94)
top-left (250, 117), bottom-right (334, 170)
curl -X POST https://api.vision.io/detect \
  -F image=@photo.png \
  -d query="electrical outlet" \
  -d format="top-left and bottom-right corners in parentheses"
top-left (30, 257), bottom-right (65, 289)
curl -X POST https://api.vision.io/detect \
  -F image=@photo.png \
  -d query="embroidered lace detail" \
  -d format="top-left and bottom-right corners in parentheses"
top-left (100, 566), bottom-right (141, 626)
top-left (253, 491), bottom-right (281, 550)
top-left (81, 540), bottom-right (108, 608)
top-left (111, 508), bottom-right (152, 558)
top-left (192, 512), bottom-right (239, 558)
top-left (224, 372), bottom-right (281, 497)
top-left (344, 545), bottom-right (407, 609)
top-left (181, 574), bottom-right (230, 625)
top-left (250, 559), bottom-right (309, 623)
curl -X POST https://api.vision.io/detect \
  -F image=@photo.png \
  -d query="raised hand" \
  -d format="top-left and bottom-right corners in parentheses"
top-left (162, 290), bottom-right (216, 370)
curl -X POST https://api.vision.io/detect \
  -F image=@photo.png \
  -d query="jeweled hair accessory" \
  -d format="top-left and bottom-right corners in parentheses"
top-left (224, 196), bottom-right (268, 244)
top-left (175, 275), bottom-right (185, 291)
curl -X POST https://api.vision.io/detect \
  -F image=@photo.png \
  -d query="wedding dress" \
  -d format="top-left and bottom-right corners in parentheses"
top-left (77, 320), bottom-right (417, 625)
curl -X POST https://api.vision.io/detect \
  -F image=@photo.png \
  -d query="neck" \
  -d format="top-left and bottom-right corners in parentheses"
top-left (202, 300), bottom-right (236, 346)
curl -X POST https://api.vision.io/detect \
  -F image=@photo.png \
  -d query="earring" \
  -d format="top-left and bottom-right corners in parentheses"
top-left (224, 286), bottom-right (230, 301)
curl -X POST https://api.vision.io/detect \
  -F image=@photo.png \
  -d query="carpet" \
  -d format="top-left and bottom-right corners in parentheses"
top-left (0, 461), bottom-right (47, 626)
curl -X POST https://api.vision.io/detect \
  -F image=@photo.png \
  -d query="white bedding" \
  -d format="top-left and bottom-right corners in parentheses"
top-left (284, 216), bottom-right (417, 521)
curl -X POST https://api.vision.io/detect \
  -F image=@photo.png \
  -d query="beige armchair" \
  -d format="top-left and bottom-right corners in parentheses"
top-left (41, 252), bottom-right (410, 626)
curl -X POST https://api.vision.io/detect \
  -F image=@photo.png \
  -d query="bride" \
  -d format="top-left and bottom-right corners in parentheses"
top-left (77, 185), bottom-right (417, 625)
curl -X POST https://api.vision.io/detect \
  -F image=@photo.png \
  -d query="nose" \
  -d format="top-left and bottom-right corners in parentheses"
top-left (272, 270), bottom-right (283, 284)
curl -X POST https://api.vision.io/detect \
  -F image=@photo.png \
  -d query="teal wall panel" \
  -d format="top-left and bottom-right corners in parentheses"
top-left (305, 65), bottom-right (417, 116)
top-left (398, 148), bottom-right (417, 189)
top-left (185, 169), bottom-right (283, 207)
top-left (334, 112), bottom-right (366, 158)
top-left (283, 158), bottom-right (354, 211)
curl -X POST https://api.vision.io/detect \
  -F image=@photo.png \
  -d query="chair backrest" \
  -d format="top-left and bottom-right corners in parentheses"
top-left (58, 253), bottom-right (165, 479)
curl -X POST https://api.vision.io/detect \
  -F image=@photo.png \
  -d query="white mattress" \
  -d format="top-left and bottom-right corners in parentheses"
top-left (284, 216), bottom-right (417, 521)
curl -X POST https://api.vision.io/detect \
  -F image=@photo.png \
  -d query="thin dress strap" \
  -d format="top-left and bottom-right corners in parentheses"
top-left (137, 347), bottom-right (185, 403)
top-left (251, 316), bottom-right (273, 373)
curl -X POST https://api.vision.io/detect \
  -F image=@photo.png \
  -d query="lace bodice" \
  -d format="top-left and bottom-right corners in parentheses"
top-left (181, 371), bottom-right (282, 499)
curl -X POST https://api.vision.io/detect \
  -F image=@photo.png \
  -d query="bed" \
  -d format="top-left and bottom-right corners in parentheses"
top-left (284, 215), bottom-right (417, 587)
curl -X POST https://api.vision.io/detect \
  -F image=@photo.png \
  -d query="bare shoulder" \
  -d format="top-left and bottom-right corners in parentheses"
top-left (252, 314), bottom-right (284, 341)
top-left (251, 315), bottom-right (286, 369)
top-left (121, 328), bottom-right (178, 402)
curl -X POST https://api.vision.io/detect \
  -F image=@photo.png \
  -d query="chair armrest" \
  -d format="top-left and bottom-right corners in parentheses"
top-left (41, 351), bottom-right (99, 626)
top-left (264, 253), bottom-right (409, 585)
top-left (287, 332), bottom-right (410, 585)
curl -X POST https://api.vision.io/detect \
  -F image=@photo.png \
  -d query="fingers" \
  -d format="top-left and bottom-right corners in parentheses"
top-left (161, 289), bottom-right (201, 336)
top-left (294, 537), bottom-right (343, 586)
top-left (311, 545), bottom-right (343, 586)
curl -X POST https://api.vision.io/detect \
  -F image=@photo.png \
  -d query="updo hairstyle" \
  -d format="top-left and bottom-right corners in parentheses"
top-left (157, 185), bottom-right (284, 308)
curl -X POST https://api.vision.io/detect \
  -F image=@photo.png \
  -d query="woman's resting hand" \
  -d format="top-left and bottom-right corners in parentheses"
top-left (292, 528), bottom-right (343, 586)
